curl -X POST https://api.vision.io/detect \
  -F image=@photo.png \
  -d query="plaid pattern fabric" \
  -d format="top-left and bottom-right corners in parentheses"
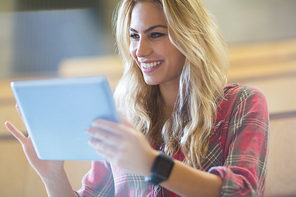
top-left (76, 84), bottom-right (269, 197)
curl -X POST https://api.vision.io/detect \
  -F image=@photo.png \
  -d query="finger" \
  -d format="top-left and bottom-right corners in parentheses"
top-left (95, 150), bottom-right (113, 162)
top-left (92, 119), bottom-right (129, 137)
top-left (86, 127), bottom-right (122, 146)
top-left (5, 121), bottom-right (26, 144)
top-left (88, 139), bottom-right (121, 158)
top-left (15, 104), bottom-right (23, 120)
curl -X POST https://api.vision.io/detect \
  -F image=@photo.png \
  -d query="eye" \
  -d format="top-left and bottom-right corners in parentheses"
top-left (150, 32), bottom-right (165, 38)
top-left (130, 33), bottom-right (139, 40)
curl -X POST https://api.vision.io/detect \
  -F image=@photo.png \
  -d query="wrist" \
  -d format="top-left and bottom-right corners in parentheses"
top-left (41, 167), bottom-right (66, 186)
top-left (41, 168), bottom-right (77, 197)
top-left (145, 151), bottom-right (175, 185)
top-left (144, 149), bottom-right (159, 177)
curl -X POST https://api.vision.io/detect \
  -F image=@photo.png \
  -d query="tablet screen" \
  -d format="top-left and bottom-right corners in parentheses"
top-left (11, 76), bottom-right (120, 160)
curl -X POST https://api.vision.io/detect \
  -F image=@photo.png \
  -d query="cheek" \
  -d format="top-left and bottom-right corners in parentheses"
top-left (164, 44), bottom-right (185, 70)
top-left (177, 53), bottom-right (186, 67)
top-left (129, 44), bottom-right (141, 67)
top-left (129, 44), bottom-right (135, 58)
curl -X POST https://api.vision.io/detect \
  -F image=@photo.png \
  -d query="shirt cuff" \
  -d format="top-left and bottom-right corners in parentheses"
top-left (208, 166), bottom-right (257, 196)
top-left (73, 190), bottom-right (83, 197)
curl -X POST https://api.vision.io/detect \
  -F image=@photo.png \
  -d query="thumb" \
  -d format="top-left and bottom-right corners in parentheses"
top-left (5, 121), bottom-right (27, 145)
top-left (118, 112), bottom-right (134, 128)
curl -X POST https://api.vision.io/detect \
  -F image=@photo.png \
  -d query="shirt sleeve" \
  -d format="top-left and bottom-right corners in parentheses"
top-left (76, 161), bottom-right (115, 197)
top-left (209, 85), bottom-right (269, 196)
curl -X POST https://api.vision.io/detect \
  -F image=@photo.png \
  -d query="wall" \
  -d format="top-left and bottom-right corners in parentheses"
top-left (204, 0), bottom-right (296, 44)
top-left (0, 0), bottom-right (15, 78)
top-left (1, 0), bottom-right (296, 77)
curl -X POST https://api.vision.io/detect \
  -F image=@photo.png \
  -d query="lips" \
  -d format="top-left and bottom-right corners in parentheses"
top-left (140, 60), bottom-right (164, 73)
top-left (141, 60), bottom-right (163, 69)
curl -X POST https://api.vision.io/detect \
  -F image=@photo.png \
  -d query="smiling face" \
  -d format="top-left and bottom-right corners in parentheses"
top-left (129, 1), bottom-right (185, 88)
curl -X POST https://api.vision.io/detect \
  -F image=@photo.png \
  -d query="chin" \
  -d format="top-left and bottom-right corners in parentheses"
top-left (144, 79), bottom-right (160, 86)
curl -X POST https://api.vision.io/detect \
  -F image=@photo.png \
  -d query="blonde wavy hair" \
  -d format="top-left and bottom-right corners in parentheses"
top-left (113, 0), bottom-right (228, 168)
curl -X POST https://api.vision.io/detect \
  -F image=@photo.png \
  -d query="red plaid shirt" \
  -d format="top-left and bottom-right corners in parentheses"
top-left (76, 84), bottom-right (269, 197)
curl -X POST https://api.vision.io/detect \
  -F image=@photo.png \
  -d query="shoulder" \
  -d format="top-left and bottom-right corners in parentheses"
top-left (217, 84), bottom-right (269, 120)
top-left (223, 83), bottom-right (267, 105)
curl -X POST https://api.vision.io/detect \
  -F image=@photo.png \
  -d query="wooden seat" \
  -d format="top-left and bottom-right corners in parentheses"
top-left (58, 55), bottom-right (124, 90)
top-left (0, 140), bottom-right (91, 197)
top-left (264, 117), bottom-right (296, 197)
top-left (228, 39), bottom-right (296, 83)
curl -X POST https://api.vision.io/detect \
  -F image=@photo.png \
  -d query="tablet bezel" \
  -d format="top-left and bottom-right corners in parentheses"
top-left (10, 76), bottom-right (121, 161)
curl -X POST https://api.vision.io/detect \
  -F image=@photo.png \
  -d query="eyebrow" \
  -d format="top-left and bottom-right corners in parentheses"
top-left (129, 25), bottom-right (167, 34)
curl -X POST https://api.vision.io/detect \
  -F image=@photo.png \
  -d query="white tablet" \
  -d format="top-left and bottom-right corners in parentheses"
top-left (10, 76), bottom-right (121, 161)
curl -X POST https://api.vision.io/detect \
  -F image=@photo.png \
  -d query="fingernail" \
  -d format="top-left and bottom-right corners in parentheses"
top-left (88, 139), bottom-right (95, 146)
top-left (85, 128), bottom-right (90, 134)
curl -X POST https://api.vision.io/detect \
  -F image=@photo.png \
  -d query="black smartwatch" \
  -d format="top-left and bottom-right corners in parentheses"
top-left (145, 151), bottom-right (175, 185)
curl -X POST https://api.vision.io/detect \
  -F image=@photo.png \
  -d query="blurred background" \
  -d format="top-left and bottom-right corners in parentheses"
top-left (0, 0), bottom-right (296, 196)
top-left (0, 0), bottom-right (296, 77)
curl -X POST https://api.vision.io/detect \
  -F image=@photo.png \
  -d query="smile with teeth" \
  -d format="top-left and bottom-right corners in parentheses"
top-left (141, 60), bottom-right (163, 69)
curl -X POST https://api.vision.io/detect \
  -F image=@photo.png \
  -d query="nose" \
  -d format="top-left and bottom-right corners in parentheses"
top-left (136, 38), bottom-right (152, 57)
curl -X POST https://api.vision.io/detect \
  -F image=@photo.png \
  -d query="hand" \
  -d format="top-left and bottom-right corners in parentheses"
top-left (86, 115), bottom-right (158, 176)
top-left (5, 105), bottom-right (64, 181)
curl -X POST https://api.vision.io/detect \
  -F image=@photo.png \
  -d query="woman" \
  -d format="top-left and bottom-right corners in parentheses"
top-left (5, 0), bottom-right (269, 196)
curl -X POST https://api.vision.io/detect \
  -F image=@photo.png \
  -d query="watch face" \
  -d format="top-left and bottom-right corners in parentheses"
top-left (153, 153), bottom-right (174, 179)
top-left (158, 159), bottom-right (172, 177)
top-left (148, 152), bottom-right (174, 185)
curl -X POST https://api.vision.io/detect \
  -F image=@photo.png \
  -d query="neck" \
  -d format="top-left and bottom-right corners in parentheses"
top-left (159, 82), bottom-right (179, 118)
